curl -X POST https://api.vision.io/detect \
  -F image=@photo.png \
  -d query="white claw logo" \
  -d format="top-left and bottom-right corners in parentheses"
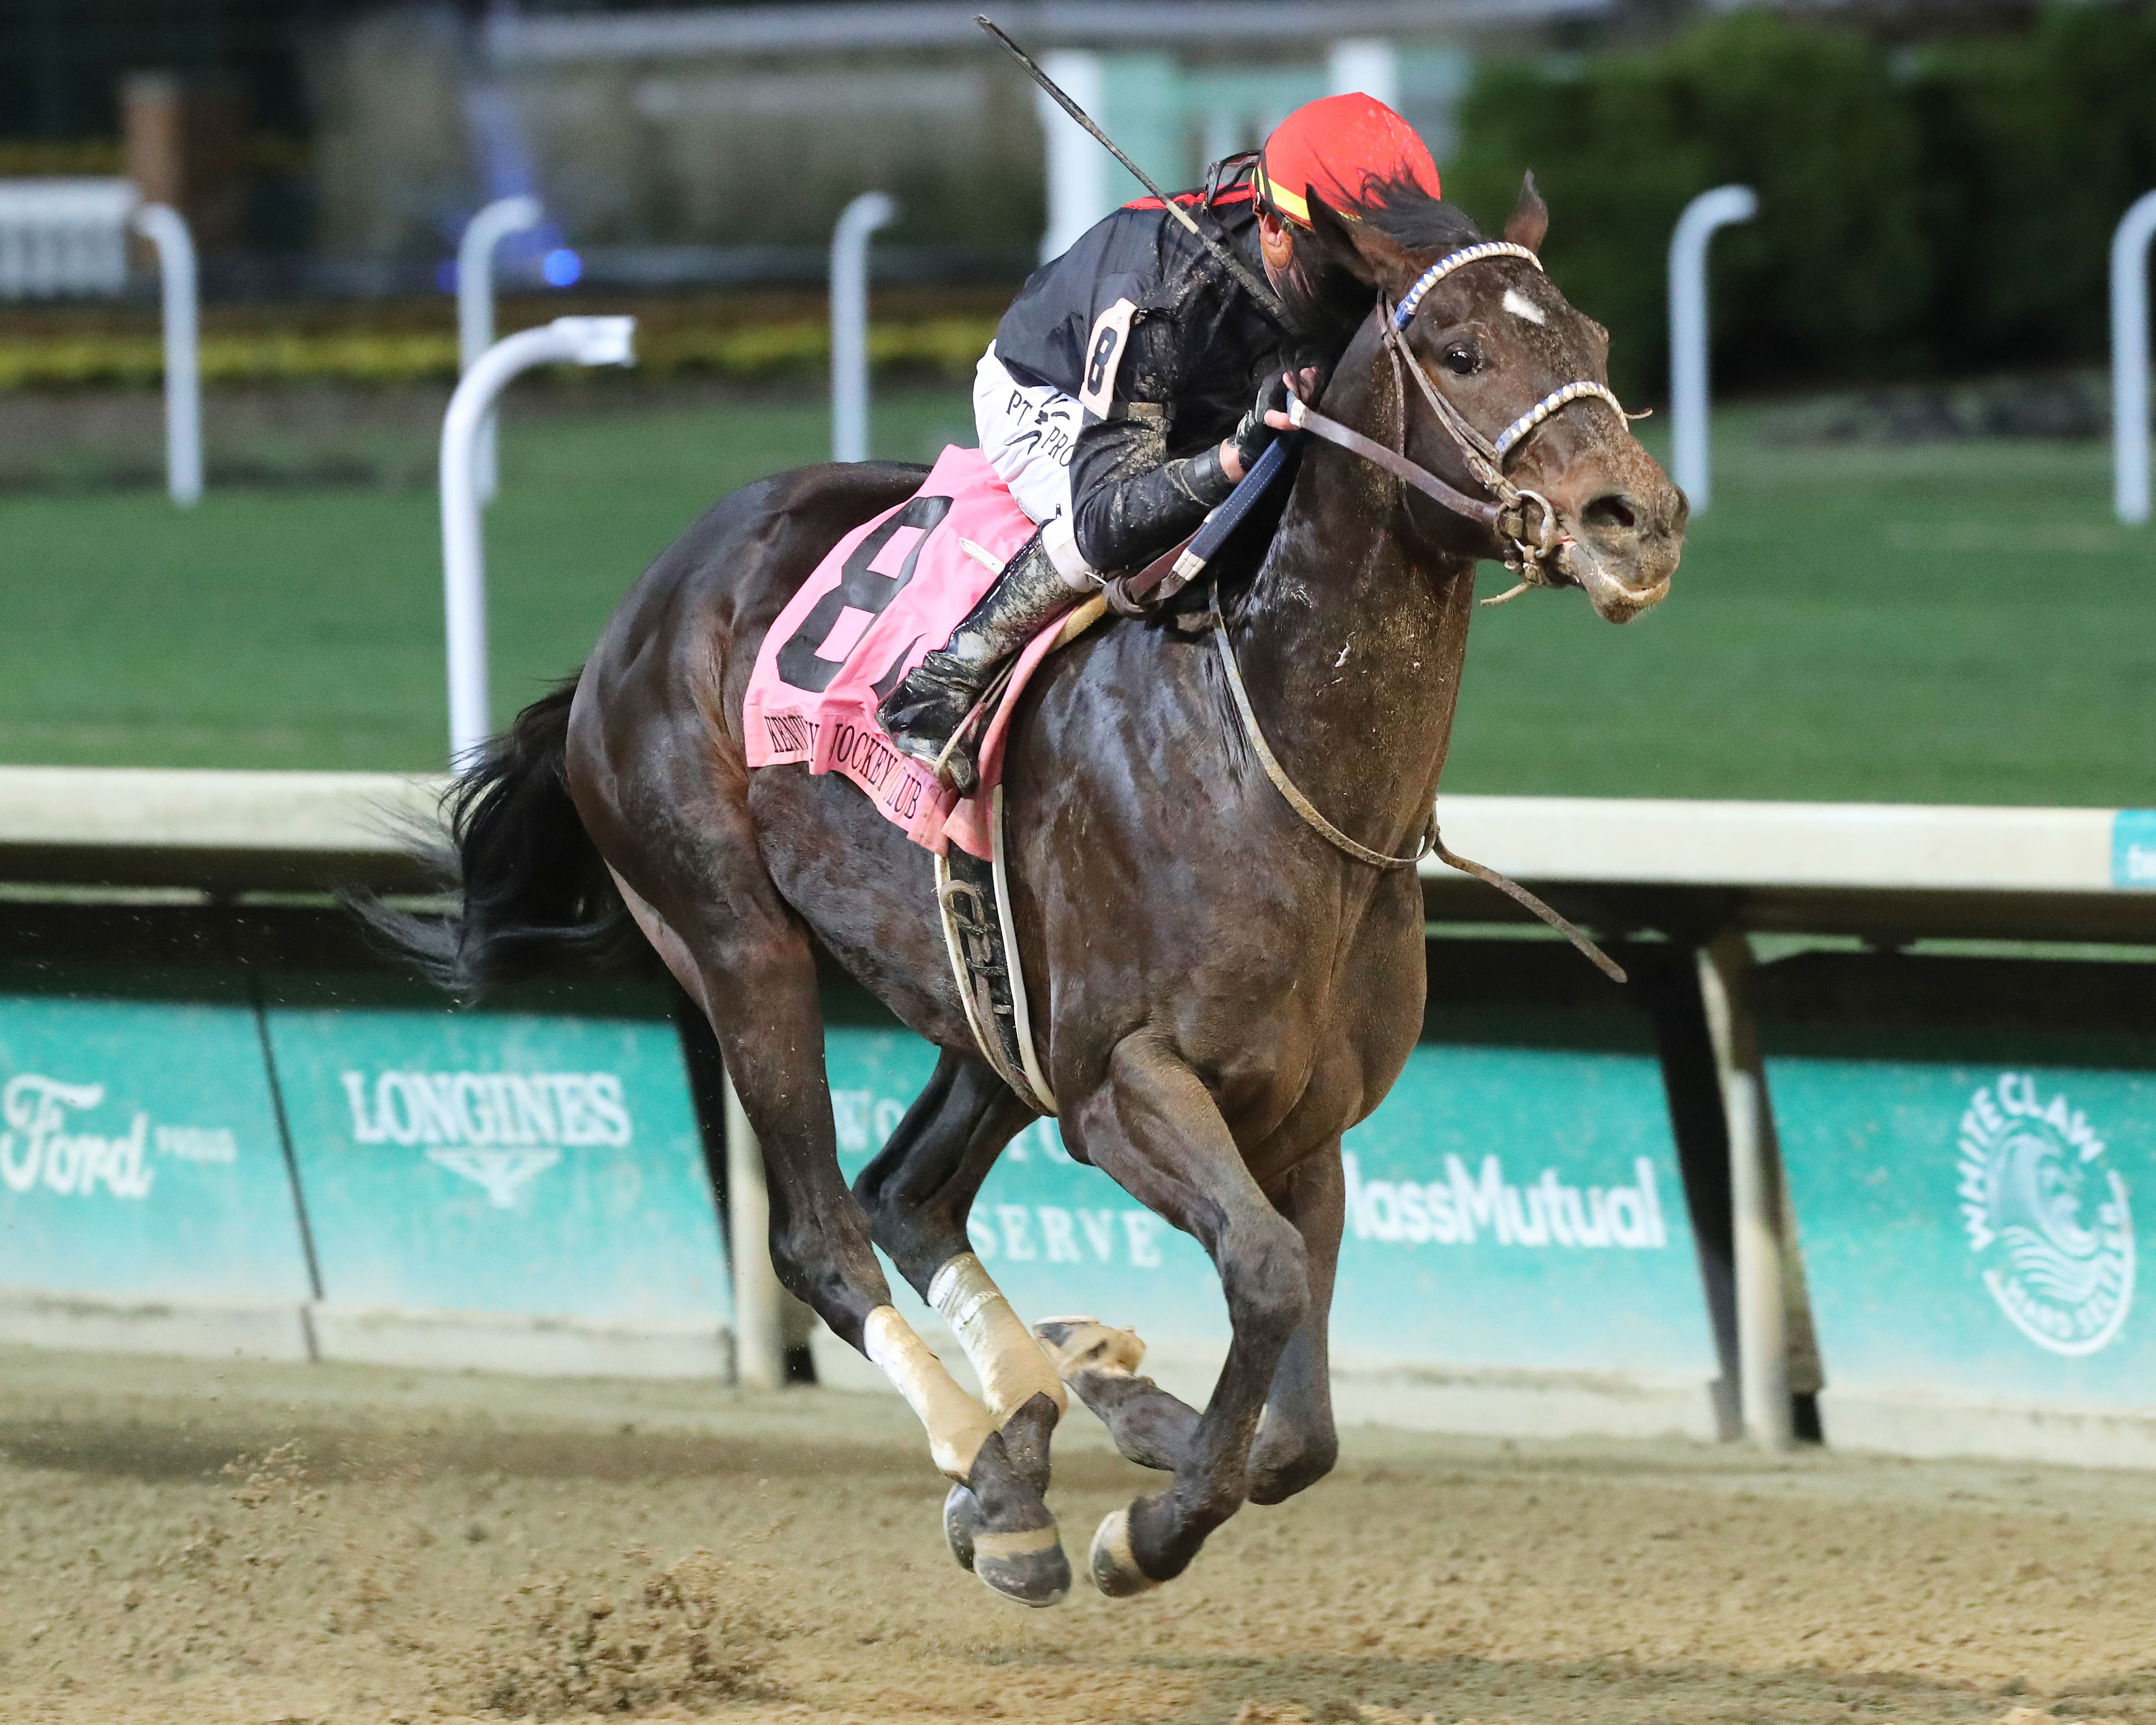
top-left (1957, 1073), bottom-right (2135, 1357)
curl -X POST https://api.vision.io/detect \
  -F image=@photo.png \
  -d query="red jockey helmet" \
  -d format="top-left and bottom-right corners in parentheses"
top-left (1252, 93), bottom-right (1442, 228)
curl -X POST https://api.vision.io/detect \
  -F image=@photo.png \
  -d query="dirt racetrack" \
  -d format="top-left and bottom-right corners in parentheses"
top-left (2, 1346), bottom-right (2152, 1725)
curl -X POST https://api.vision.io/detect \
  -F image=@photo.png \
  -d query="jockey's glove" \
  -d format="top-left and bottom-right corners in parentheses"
top-left (1226, 373), bottom-right (1291, 473)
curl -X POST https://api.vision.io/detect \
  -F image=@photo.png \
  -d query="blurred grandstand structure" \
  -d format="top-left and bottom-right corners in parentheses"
top-left (0, 0), bottom-right (2100, 298)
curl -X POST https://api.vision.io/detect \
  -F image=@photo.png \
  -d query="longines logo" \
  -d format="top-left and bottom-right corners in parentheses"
top-left (339, 1069), bottom-right (634, 1210)
top-left (1957, 1073), bottom-right (2135, 1357)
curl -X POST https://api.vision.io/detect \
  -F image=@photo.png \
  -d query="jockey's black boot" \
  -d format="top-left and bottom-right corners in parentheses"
top-left (877, 528), bottom-right (1078, 794)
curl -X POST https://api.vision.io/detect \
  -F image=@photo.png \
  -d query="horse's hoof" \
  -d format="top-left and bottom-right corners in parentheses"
top-left (1034, 1317), bottom-right (1146, 1381)
top-left (943, 1482), bottom-right (979, 1572)
top-left (950, 1429), bottom-right (1067, 1607)
top-left (1088, 1508), bottom-right (1161, 1598)
top-left (971, 1523), bottom-right (1070, 1608)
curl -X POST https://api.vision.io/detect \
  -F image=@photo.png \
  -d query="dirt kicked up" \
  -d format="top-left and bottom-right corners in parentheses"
top-left (1, 1346), bottom-right (2152, 1725)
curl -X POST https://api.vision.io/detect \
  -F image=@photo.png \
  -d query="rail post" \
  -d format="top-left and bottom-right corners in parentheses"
top-left (1695, 931), bottom-right (1794, 1451)
top-left (830, 191), bottom-right (897, 465)
top-left (723, 1066), bottom-right (793, 1390)
top-left (2112, 190), bottom-right (2156, 524)
top-left (457, 195), bottom-right (545, 504)
top-left (131, 203), bottom-right (201, 507)
top-left (440, 316), bottom-right (635, 765)
top-left (1667, 184), bottom-right (1757, 514)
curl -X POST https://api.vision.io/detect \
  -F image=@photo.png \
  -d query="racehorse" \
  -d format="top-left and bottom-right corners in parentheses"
top-left (395, 177), bottom-right (1685, 1607)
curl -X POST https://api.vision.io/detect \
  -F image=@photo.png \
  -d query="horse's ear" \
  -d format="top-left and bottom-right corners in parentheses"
top-left (1307, 193), bottom-right (1418, 293)
top-left (1504, 171), bottom-right (1549, 254)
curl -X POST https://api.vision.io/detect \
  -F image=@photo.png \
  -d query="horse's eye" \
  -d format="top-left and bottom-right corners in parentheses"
top-left (1442, 346), bottom-right (1478, 377)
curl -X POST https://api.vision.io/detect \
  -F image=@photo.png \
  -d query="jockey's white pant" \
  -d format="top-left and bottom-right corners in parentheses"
top-left (971, 343), bottom-right (1097, 591)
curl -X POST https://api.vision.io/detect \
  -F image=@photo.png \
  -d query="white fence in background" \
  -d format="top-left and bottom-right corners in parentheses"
top-left (0, 177), bottom-right (135, 295)
top-left (1667, 184), bottom-right (1756, 514)
top-left (830, 192), bottom-right (897, 464)
top-left (440, 317), bottom-right (637, 765)
top-left (2112, 190), bottom-right (2156, 525)
top-left (457, 196), bottom-right (546, 504)
top-left (0, 178), bottom-right (201, 505)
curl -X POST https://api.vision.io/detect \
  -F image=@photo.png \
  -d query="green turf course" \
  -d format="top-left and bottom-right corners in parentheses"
top-left (2, 389), bottom-right (2149, 806)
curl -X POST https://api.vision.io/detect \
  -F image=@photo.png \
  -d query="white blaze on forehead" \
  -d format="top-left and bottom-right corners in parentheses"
top-left (1502, 287), bottom-right (1548, 326)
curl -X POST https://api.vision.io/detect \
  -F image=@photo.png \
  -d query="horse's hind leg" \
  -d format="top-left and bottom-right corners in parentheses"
top-left (585, 784), bottom-right (1067, 1606)
top-left (1032, 1320), bottom-right (1198, 1474)
top-left (1065, 1036), bottom-right (1312, 1596)
top-left (852, 1052), bottom-right (1068, 1552)
top-left (1026, 1149), bottom-right (1336, 1491)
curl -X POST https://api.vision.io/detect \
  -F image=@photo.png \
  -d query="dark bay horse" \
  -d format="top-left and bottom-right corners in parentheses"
top-left (408, 180), bottom-right (1684, 1607)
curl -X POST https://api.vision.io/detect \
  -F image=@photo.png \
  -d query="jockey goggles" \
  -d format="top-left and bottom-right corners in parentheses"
top-left (1251, 92), bottom-right (1443, 228)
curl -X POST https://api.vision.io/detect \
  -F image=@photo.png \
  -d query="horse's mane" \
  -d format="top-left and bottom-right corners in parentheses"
top-left (1273, 174), bottom-right (1485, 353)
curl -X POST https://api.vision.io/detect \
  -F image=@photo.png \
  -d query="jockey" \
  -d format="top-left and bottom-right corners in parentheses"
top-left (877, 92), bottom-right (1445, 791)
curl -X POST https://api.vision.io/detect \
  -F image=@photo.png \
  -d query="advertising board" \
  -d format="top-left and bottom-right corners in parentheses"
top-left (1760, 954), bottom-right (2155, 1464)
top-left (819, 1003), bottom-right (1719, 1436)
top-left (0, 970), bottom-right (315, 1357)
top-left (262, 979), bottom-right (730, 1376)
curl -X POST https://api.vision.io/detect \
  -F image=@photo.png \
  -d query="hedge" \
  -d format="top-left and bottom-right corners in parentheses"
top-left (0, 316), bottom-right (1000, 392)
top-left (1446, 3), bottom-right (2156, 401)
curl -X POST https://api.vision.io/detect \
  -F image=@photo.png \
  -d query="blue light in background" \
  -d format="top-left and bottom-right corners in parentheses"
top-left (434, 259), bottom-right (459, 293)
top-left (541, 247), bottom-right (583, 288)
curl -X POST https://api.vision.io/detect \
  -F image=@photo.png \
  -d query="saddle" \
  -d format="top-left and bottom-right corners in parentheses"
top-left (741, 448), bottom-right (1124, 1113)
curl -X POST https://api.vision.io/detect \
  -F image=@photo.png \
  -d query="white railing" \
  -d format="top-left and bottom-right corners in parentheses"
top-left (0, 179), bottom-right (201, 505)
top-left (133, 204), bottom-right (202, 507)
top-left (440, 318), bottom-right (637, 765)
top-left (1, 769), bottom-right (2145, 1435)
top-left (830, 192), bottom-right (897, 464)
top-left (457, 196), bottom-right (546, 504)
top-left (2112, 190), bottom-right (2156, 525)
top-left (0, 178), bottom-right (135, 295)
top-left (1667, 184), bottom-right (1757, 514)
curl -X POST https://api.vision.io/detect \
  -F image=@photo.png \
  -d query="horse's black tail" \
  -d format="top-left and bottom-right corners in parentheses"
top-left (360, 675), bottom-right (644, 996)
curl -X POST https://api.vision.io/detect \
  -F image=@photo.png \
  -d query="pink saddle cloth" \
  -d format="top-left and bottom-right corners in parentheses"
top-left (742, 446), bottom-right (1070, 861)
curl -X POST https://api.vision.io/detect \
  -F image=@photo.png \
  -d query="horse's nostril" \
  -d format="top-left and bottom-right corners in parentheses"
top-left (1581, 492), bottom-right (1638, 534)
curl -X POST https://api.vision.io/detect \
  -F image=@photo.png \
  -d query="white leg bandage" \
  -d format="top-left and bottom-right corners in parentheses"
top-left (929, 1253), bottom-right (1068, 1423)
top-left (863, 1305), bottom-right (996, 1481)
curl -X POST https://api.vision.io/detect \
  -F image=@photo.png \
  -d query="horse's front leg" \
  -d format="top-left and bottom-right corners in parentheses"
top-left (853, 1051), bottom-right (1070, 1550)
top-left (1068, 1036), bottom-right (1311, 1595)
top-left (1247, 1143), bottom-right (1344, 1504)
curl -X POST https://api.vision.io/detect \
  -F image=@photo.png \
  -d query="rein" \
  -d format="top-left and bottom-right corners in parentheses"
top-left (1204, 238), bottom-right (1633, 985)
top-left (1209, 580), bottom-right (1626, 985)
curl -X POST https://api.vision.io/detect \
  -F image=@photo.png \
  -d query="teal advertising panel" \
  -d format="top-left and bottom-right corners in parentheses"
top-left (1772, 1058), bottom-right (2154, 1407)
top-left (1334, 1046), bottom-right (1715, 1378)
top-left (825, 1025), bottom-right (1715, 1379)
top-left (264, 985), bottom-right (728, 1325)
top-left (2115, 810), bottom-right (2156, 890)
top-left (0, 976), bottom-right (312, 1304)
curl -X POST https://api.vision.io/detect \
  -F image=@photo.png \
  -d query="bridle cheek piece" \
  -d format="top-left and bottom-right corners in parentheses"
top-left (1291, 239), bottom-right (1628, 602)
